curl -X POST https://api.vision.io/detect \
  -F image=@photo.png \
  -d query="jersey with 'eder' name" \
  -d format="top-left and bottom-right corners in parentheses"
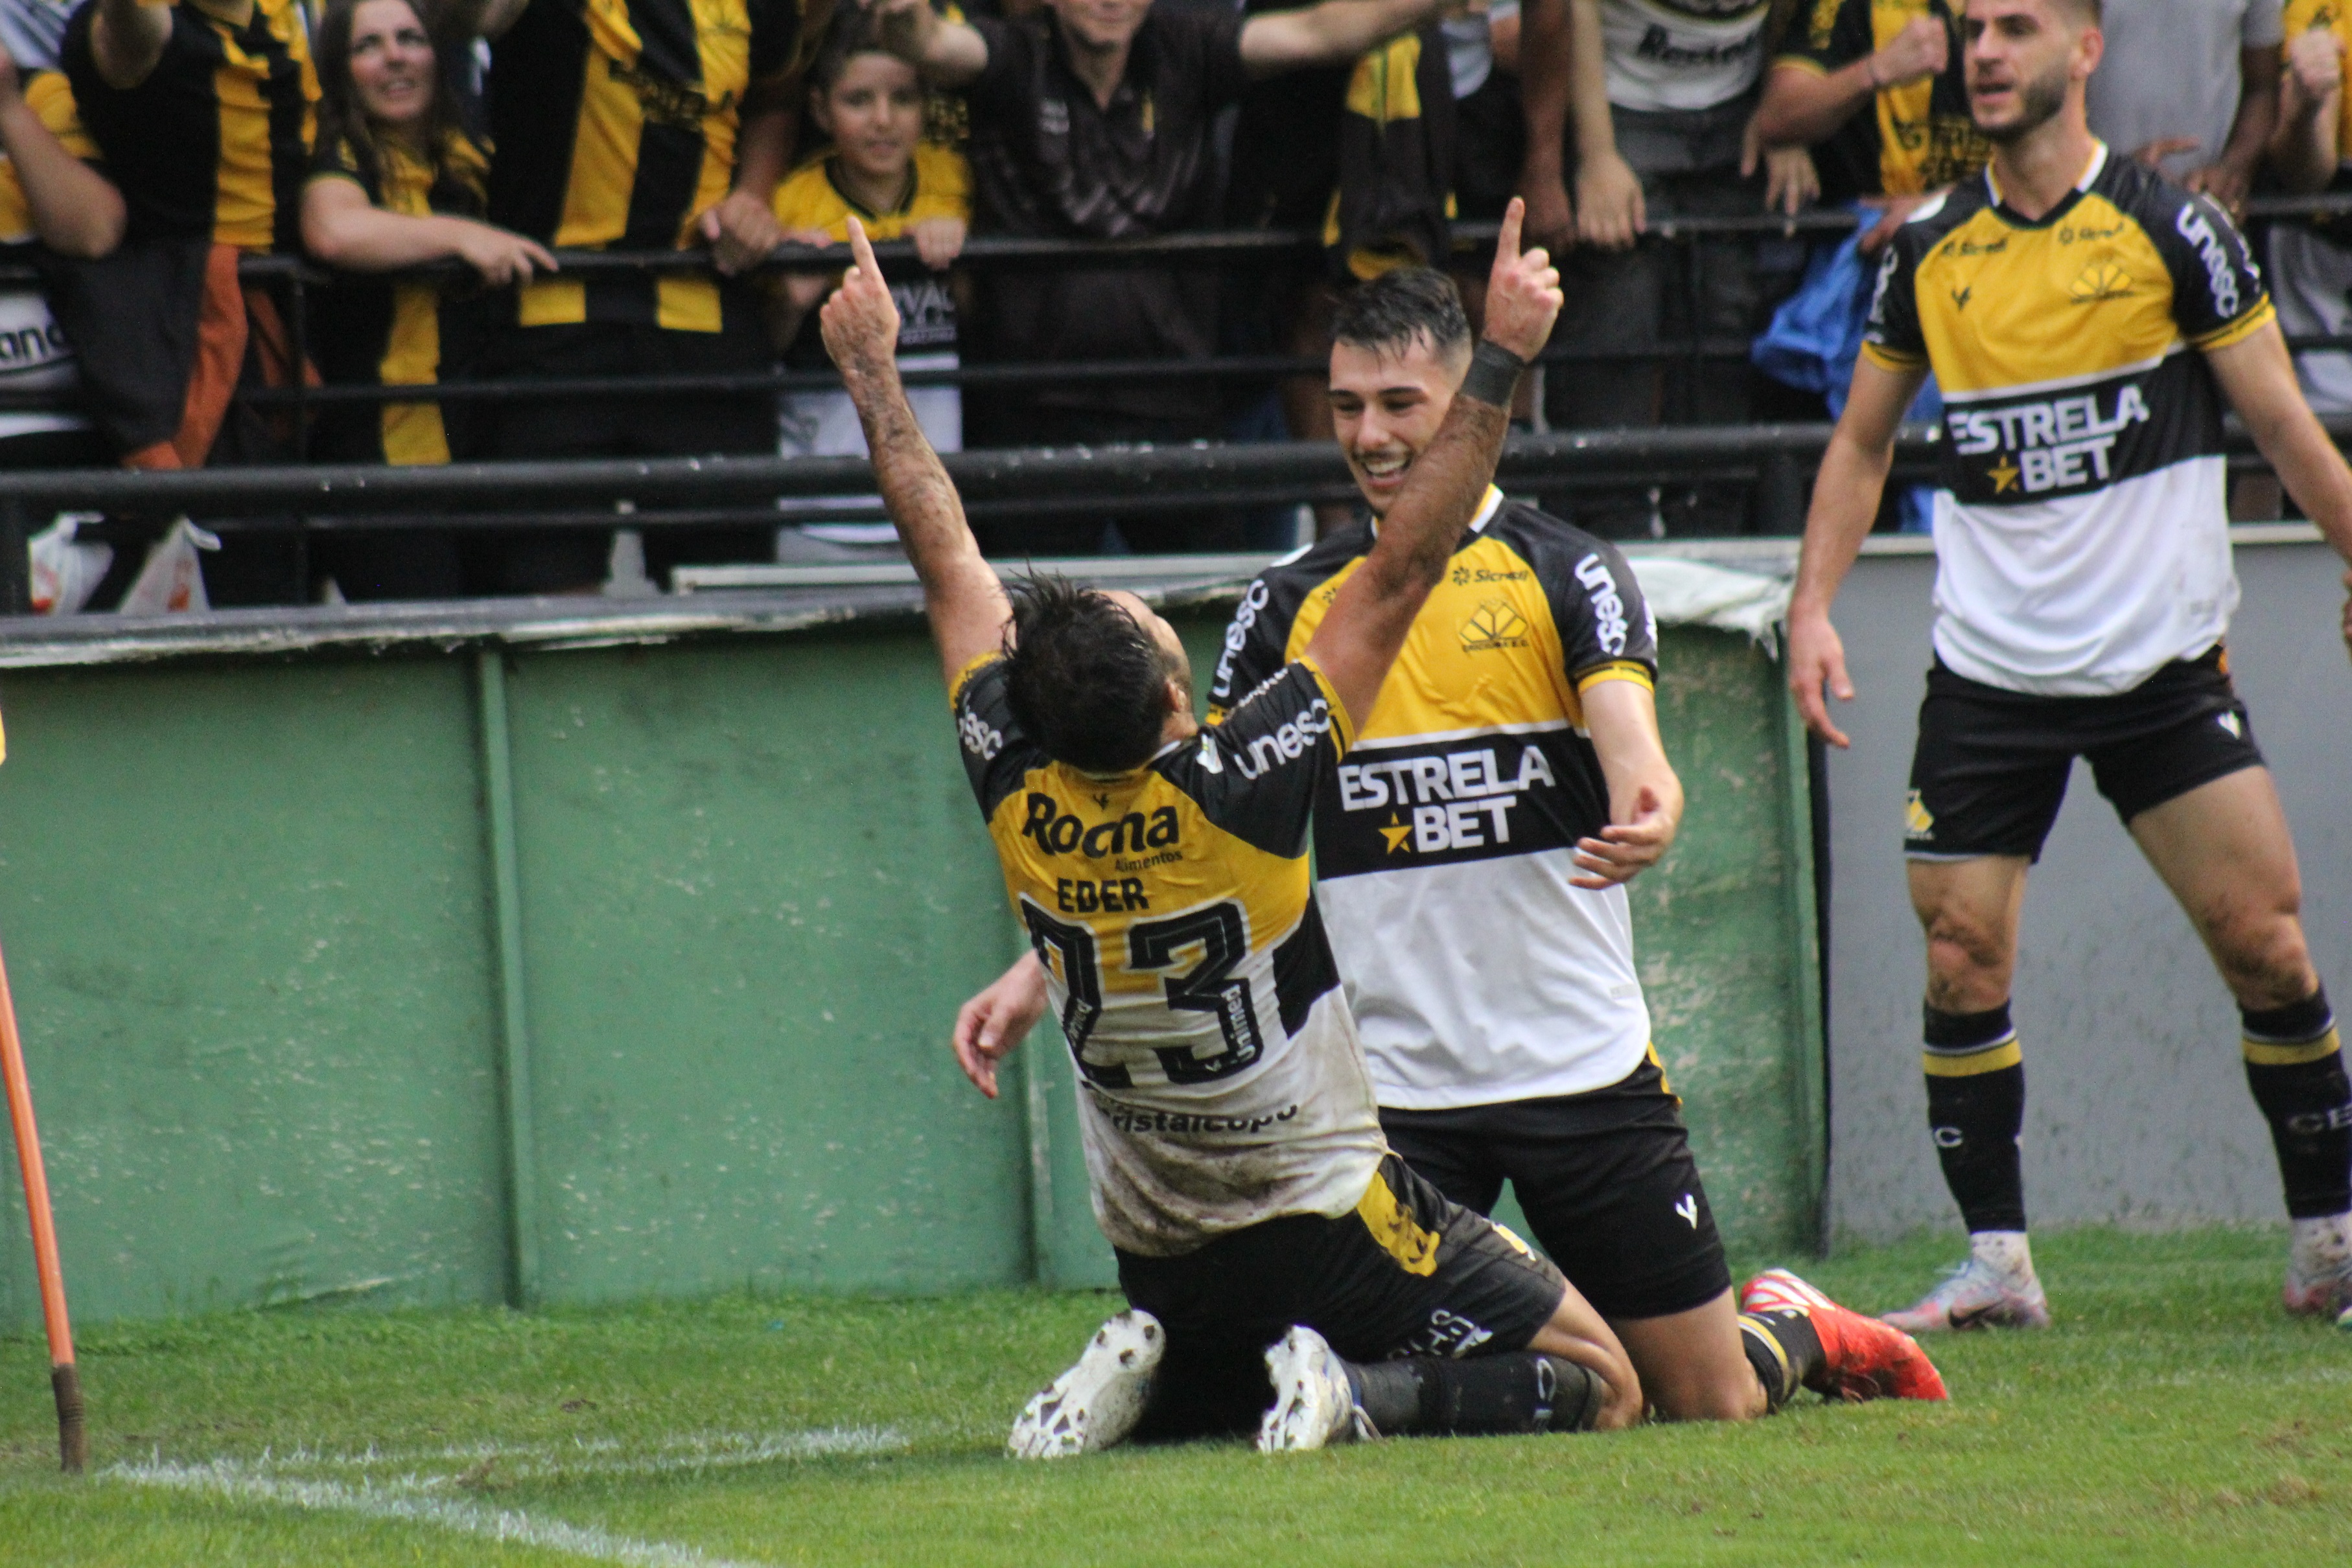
top-left (1207, 487), bottom-right (1660, 1111)
top-left (955, 653), bottom-right (1384, 1257)
top-left (1861, 143), bottom-right (2274, 695)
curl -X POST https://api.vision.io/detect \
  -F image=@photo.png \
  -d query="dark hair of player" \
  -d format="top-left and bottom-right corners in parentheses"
top-left (1330, 267), bottom-right (1473, 363)
top-left (1001, 575), bottom-right (1191, 775)
top-left (807, 0), bottom-right (897, 94)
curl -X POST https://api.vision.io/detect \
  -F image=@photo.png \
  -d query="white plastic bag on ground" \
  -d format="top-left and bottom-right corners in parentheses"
top-left (29, 512), bottom-right (111, 614)
top-left (119, 518), bottom-right (220, 614)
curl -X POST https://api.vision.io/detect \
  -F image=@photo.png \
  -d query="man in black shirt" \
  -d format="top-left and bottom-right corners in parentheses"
top-left (874, 0), bottom-right (1452, 549)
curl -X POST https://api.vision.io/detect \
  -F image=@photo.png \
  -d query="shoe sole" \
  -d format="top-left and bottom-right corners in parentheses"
top-left (1256, 1327), bottom-right (1354, 1453)
top-left (1007, 1311), bottom-right (1162, 1460)
top-left (1882, 1291), bottom-right (2053, 1335)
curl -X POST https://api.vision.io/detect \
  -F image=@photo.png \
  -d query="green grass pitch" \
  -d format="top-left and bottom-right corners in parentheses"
top-left (3, 1228), bottom-right (2349, 1566)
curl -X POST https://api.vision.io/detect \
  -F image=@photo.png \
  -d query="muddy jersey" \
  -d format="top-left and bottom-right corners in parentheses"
top-left (1861, 144), bottom-right (2275, 695)
top-left (1207, 488), bottom-right (1659, 1111)
top-left (955, 652), bottom-right (1384, 1257)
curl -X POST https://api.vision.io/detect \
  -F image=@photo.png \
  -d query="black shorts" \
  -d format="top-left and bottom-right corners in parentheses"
top-left (1379, 1055), bottom-right (1732, 1321)
top-left (1116, 1153), bottom-right (1567, 1442)
top-left (1904, 646), bottom-right (2265, 861)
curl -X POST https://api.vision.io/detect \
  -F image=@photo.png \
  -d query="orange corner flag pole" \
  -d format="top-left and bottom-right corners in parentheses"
top-left (0, 937), bottom-right (84, 1472)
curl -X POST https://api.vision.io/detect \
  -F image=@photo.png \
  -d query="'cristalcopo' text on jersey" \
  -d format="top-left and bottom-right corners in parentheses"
top-left (1207, 488), bottom-right (1660, 1111)
top-left (1861, 144), bottom-right (2274, 695)
top-left (954, 654), bottom-right (1384, 1257)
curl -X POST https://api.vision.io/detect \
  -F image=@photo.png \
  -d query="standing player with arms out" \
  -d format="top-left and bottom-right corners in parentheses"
top-left (1787, 0), bottom-right (2352, 1332)
top-left (830, 203), bottom-right (1932, 1454)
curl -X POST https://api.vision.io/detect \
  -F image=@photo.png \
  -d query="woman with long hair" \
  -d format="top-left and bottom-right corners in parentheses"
top-left (302, 0), bottom-right (551, 468)
top-left (300, 0), bottom-right (552, 595)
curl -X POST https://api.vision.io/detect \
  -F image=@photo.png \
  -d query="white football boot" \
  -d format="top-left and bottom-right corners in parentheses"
top-left (2283, 1215), bottom-right (2352, 1321)
top-left (1255, 1326), bottom-right (1376, 1453)
top-left (1882, 1237), bottom-right (2052, 1334)
top-left (1007, 1310), bottom-right (1163, 1459)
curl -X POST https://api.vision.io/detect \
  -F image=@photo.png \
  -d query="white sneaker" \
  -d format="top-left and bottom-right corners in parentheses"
top-left (1882, 1256), bottom-right (2051, 1333)
top-left (1007, 1310), bottom-right (1163, 1459)
top-left (1255, 1326), bottom-right (1375, 1453)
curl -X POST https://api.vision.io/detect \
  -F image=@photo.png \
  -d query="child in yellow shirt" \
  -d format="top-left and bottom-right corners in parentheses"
top-left (770, 5), bottom-right (968, 554)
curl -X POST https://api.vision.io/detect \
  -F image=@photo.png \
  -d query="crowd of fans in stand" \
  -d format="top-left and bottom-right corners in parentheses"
top-left (0, 0), bottom-right (2346, 603)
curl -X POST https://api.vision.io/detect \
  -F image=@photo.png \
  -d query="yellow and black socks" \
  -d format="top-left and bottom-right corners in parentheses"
top-left (1738, 1308), bottom-right (1824, 1411)
top-left (1922, 1002), bottom-right (2027, 1234)
top-left (2241, 987), bottom-right (2351, 1223)
top-left (1348, 1353), bottom-right (1603, 1436)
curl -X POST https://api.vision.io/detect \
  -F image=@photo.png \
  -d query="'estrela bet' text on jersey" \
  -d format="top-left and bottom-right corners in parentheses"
top-left (954, 654), bottom-right (1385, 1256)
top-left (1861, 143), bottom-right (2275, 695)
top-left (1207, 487), bottom-right (1660, 1111)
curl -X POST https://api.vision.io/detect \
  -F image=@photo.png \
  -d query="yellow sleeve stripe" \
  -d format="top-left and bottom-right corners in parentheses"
top-left (1574, 661), bottom-right (1655, 694)
top-left (1859, 341), bottom-right (1927, 372)
top-left (1769, 54), bottom-right (1830, 75)
top-left (2190, 296), bottom-right (2276, 352)
top-left (1296, 654), bottom-right (1357, 756)
top-left (948, 652), bottom-right (999, 711)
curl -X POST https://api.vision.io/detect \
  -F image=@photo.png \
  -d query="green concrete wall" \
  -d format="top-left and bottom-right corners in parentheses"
top-left (0, 614), bottom-right (1819, 1326)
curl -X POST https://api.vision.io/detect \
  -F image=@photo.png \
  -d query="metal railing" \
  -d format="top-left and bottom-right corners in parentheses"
top-left (1, 413), bottom-right (2336, 613)
top-left (8, 190), bottom-right (2331, 444)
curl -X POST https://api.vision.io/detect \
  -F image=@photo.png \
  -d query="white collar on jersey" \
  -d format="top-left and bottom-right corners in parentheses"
top-left (1366, 483), bottom-right (1505, 540)
top-left (1984, 139), bottom-right (2109, 210)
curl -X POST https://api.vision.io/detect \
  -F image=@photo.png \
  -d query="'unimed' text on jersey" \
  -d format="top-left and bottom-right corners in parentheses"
top-left (955, 654), bottom-right (1383, 1257)
top-left (1207, 488), bottom-right (1660, 1111)
top-left (1861, 144), bottom-right (2274, 695)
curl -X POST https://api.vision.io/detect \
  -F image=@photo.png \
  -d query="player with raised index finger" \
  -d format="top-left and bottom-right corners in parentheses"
top-left (832, 203), bottom-right (1940, 1457)
top-left (1787, 0), bottom-right (2352, 1333)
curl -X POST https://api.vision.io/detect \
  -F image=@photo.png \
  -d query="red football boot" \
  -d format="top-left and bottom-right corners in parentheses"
top-left (1742, 1268), bottom-right (1948, 1402)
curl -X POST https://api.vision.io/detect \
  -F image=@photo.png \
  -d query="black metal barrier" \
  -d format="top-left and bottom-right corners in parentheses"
top-left (0, 413), bottom-right (2338, 614)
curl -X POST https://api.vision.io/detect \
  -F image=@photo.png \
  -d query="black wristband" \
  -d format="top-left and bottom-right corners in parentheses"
top-left (1459, 340), bottom-right (1526, 408)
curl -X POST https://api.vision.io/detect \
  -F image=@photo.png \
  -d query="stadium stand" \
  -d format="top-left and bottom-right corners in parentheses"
top-left (0, 0), bottom-right (2338, 610)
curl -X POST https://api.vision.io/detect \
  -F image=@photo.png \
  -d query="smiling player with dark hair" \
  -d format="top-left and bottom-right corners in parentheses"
top-left (833, 200), bottom-right (1943, 1456)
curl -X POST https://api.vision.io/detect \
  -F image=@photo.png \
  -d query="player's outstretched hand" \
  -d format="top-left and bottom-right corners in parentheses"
top-left (1482, 197), bottom-right (1563, 362)
top-left (1570, 784), bottom-right (1673, 889)
top-left (819, 216), bottom-right (902, 382)
top-left (1787, 608), bottom-right (1856, 748)
top-left (952, 951), bottom-right (1048, 1100)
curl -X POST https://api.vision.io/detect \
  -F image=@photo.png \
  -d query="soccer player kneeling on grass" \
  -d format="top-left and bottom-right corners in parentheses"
top-left (1789, 0), bottom-right (2352, 1332)
top-left (822, 203), bottom-right (1946, 1457)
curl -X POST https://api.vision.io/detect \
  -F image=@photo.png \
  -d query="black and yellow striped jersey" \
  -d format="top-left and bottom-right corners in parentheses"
top-left (1861, 144), bottom-right (2274, 694)
top-left (305, 132), bottom-right (493, 466)
top-left (953, 651), bottom-right (1384, 1256)
top-left (1776, 0), bottom-right (1988, 201)
top-left (1206, 487), bottom-right (1660, 1110)
top-left (62, 0), bottom-right (318, 251)
top-left (488, 0), bottom-right (799, 333)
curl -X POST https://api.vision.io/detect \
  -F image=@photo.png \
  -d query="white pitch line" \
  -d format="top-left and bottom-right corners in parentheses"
top-left (242, 1425), bottom-right (909, 1479)
top-left (113, 1459), bottom-right (779, 1568)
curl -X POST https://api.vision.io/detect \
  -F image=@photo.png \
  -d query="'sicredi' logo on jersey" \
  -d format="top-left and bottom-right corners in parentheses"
top-left (1459, 598), bottom-right (1530, 653)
